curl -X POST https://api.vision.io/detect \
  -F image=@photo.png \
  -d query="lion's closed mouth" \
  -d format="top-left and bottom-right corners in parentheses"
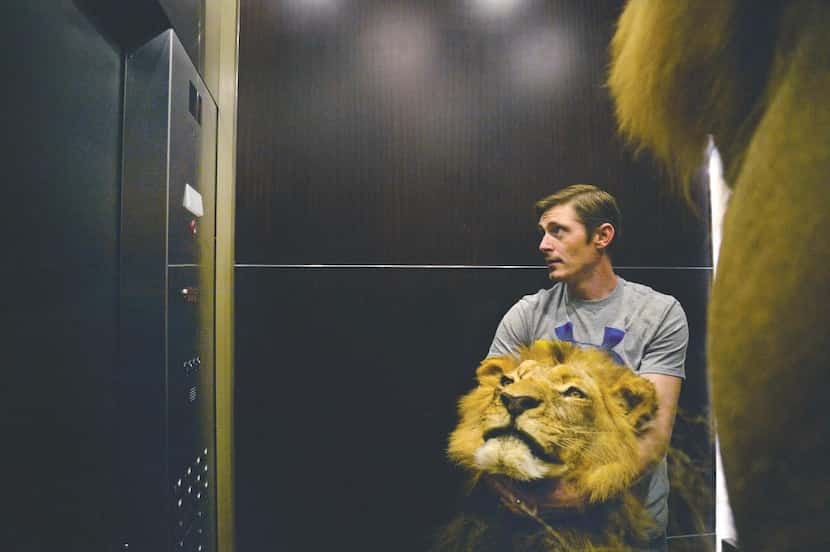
top-left (482, 426), bottom-right (562, 465)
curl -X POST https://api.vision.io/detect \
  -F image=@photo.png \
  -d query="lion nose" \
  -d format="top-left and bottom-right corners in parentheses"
top-left (500, 393), bottom-right (541, 417)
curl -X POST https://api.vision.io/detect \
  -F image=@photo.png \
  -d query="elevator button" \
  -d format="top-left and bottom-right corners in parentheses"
top-left (180, 287), bottom-right (199, 303)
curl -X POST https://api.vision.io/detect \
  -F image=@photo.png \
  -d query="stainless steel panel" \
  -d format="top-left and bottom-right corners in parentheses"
top-left (158, 0), bottom-right (204, 74)
top-left (121, 29), bottom-right (217, 552)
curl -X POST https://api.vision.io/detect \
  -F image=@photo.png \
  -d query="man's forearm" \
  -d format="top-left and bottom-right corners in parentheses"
top-left (636, 421), bottom-right (671, 476)
top-left (636, 373), bottom-right (682, 477)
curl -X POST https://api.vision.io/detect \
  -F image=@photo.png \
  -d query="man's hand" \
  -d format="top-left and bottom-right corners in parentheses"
top-left (486, 475), bottom-right (589, 515)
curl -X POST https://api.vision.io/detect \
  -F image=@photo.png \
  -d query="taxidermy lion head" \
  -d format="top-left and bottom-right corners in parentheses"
top-left (609, 1), bottom-right (830, 549)
top-left (437, 340), bottom-right (658, 551)
top-left (449, 340), bottom-right (655, 501)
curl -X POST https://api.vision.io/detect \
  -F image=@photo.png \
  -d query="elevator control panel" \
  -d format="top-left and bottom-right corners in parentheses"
top-left (120, 29), bottom-right (217, 552)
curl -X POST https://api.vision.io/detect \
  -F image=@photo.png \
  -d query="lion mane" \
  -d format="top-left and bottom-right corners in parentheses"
top-left (609, 1), bottom-right (830, 549)
top-left (434, 340), bottom-right (658, 551)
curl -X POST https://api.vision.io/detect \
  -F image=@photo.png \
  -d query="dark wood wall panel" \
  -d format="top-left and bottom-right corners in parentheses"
top-left (236, 0), bottom-right (710, 267)
top-left (235, 1), bottom-right (715, 549)
top-left (234, 267), bottom-right (712, 550)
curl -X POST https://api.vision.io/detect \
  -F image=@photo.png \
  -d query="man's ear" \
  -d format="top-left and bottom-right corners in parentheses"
top-left (475, 357), bottom-right (515, 384)
top-left (611, 373), bottom-right (658, 431)
top-left (593, 222), bottom-right (616, 251)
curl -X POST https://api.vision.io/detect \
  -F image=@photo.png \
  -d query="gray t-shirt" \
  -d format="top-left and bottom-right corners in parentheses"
top-left (487, 276), bottom-right (688, 536)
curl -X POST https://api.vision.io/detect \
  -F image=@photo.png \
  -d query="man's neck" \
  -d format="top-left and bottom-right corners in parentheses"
top-left (566, 261), bottom-right (618, 302)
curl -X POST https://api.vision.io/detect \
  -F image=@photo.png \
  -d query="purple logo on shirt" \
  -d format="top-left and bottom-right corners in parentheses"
top-left (554, 322), bottom-right (625, 365)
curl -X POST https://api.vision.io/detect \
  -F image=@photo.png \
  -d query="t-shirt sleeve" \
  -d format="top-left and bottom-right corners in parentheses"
top-left (487, 299), bottom-right (532, 358)
top-left (638, 299), bottom-right (689, 379)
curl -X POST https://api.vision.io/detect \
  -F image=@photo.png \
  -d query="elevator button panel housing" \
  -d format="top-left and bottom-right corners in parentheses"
top-left (120, 29), bottom-right (217, 552)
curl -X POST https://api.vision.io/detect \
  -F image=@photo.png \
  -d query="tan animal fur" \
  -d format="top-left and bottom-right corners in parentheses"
top-left (609, 1), bottom-right (830, 549)
top-left (436, 340), bottom-right (658, 551)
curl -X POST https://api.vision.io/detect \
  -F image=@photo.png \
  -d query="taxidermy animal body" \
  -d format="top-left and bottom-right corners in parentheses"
top-left (609, 1), bottom-right (830, 549)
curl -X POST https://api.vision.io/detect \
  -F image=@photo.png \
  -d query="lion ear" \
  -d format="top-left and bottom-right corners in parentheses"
top-left (528, 339), bottom-right (576, 364)
top-left (611, 373), bottom-right (658, 431)
top-left (475, 356), bottom-right (515, 384)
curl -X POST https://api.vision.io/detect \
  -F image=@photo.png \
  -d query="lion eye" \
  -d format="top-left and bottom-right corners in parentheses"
top-left (500, 375), bottom-right (514, 387)
top-left (563, 386), bottom-right (587, 399)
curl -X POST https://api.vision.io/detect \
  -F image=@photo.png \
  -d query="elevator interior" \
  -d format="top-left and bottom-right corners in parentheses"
top-left (3, 3), bottom-right (223, 551)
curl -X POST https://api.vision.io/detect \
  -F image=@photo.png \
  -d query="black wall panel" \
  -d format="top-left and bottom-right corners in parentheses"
top-left (234, 267), bottom-right (549, 551)
top-left (235, 267), bottom-right (712, 549)
top-left (236, 0), bottom-right (710, 267)
top-left (668, 534), bottom-right (717, 552)
top-left (2, 3), bottom-right (122, 550)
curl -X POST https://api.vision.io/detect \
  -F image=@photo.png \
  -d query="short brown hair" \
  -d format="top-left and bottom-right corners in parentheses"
top-left (535, 184), bottom-right (622, 254)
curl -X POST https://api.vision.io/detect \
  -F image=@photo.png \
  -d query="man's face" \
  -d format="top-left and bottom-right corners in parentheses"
top-left (537, 203), bottom-right (600, 283)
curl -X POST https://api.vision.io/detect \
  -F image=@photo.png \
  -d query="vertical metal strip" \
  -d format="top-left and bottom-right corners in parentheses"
top-left (206, 1), bottom-right (240, 551)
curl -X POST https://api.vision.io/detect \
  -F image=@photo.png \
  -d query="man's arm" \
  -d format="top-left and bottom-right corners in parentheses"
top-left (635, 299), bottom-right (687, 471)
top-left (638, 373), bottom-right (682, 471)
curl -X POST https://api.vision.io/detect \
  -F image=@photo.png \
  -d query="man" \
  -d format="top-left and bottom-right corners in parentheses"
top-left (487, 184), bottom-right (687, 551)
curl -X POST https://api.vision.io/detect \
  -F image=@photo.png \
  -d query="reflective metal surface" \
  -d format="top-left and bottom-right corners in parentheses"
top-left (121, 29), bottom-right (217, 552)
